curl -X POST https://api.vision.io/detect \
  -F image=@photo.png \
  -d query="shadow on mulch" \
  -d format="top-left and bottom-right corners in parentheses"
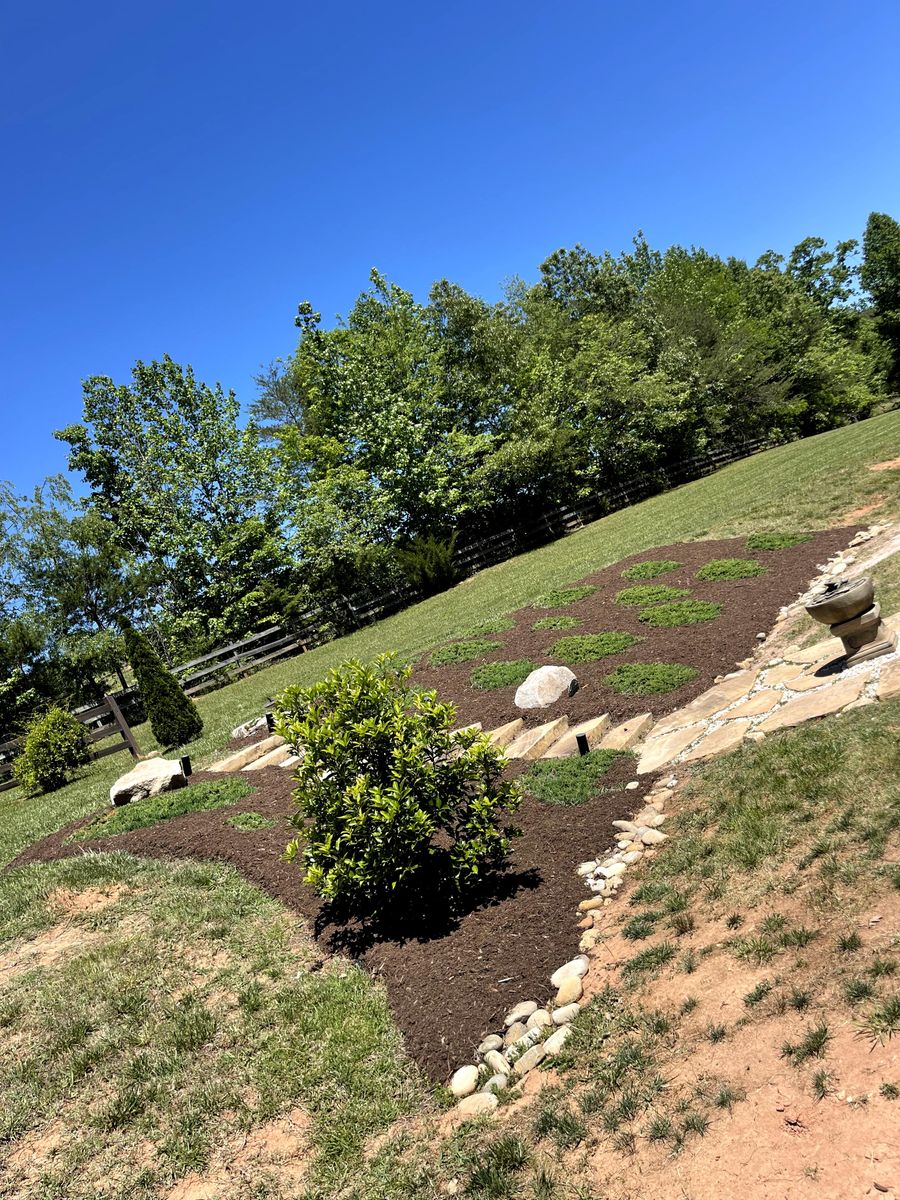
top-left (6, 531), bottom-right (855, 1082)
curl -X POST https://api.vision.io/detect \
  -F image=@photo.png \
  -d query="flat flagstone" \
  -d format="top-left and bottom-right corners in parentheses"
top-left (505, 717), bottom-right (570, 760)
top-left (682, 719), bottom-right (752, 762)
top-left (782, 637), bottom-right (844, 665)
top-left (637, 724), bottom-right (703, 775)
top-left (726, 689), bottom-right (781, 719)
top-left (542, 714), bottom-right (611, 758)
top-left (786, 666), bottom-right (849, 693)
top-left (207, 734), bottom-right (286, 773)
top-left (653, 671), bottom-right (758, 733)
top-left (876, 658), bottom-right (900, 701)
top-left (486, 718), bottom-right (525, 747)
top-left (757, 675), bottom-right (866, 733)
top-left (598, 712), bottom-right (653, 751)
top-left (762, 662), bottom-right (806, 686)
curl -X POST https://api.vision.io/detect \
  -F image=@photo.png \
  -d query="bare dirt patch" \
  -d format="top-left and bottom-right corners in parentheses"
top-left (166, 1107), bottom-right (310, 1199)
top-left (47, 883), bottom-right (126, 916)
top-left (0, 921), bottom-right (104, 982)
top-left (842, 498), bottom-right (886, 523)
top-left (870, 457), bottom-right (900, 472)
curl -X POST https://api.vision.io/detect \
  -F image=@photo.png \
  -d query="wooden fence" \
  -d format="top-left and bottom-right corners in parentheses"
top-left (171, 623), bottom-right (324, 697)
top-left (0, 693), bottom-right (141, 794)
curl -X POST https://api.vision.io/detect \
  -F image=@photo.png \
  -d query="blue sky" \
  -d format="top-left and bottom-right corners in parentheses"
top-left (2, 0), bottom-right (899, 495)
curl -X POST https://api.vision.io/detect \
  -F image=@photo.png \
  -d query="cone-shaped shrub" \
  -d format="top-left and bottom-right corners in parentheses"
top-left (122, 626), bottom-right (203, 748)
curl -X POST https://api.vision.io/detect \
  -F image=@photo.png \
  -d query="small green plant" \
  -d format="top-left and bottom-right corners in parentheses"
top-left (549, 632), bottom-right (640, 664)
top-left (760, 914), bottom-right (787, 935)
top-left (681, 1111), bottom-right (710, 1138)
top-left (533, 1105), bottom-right (586, 1150)
top-left (12, 707), bottom-right (90, 793)
top-left (714, 1084), bottom-right (743, 1110)
top-left (746, 532), bottom-right (811, 551)
top-left (123, 625), bottom-right (203, 748)
top-left (623, 941), bottom-right (677, 978)
top-left (669, 911), bottom-right (695, 937)
top-left (227, 810), bottom-right (276, 831)
top-left (75, 778), bottom-right (253, 840)
top-left (622, 912), bottom-right (660, 940)
top-left (638, 600), bottom-right (722, 628)
top-left (880, 1082), bottom-right (900, 1100)
top-left (788, 987), bottom-right (812, 1012)
top-left (858, 995), bottom-right (900, 1044)
top-left (696, 558), bottom-right (767, 581)
top-left (781, 1021), bottom-right (831, 1065)
top-left (870, 958), bottom-right (898, 978)
top-left (646, 1114), bottom-right (673, 1141)
top-left (680, 996), bottom-right (699, 1015)
top-left (726, 913), bottom-right (744, 929)
top-left (680, 949), bottom-right (698, 973)
top-left (744, 980), bottom-right (773, 1007)
top-left (732, 935), bottom-right (778, 965)
top-left (429, 638), bottom-right (501, 667)
top-left (605, 662), bottom-right (699, 695)
top-left (779, 926), bottom-right (817, 949)
top-left (844, 977), bottom-right (875, 1004)
top-left (277, 655), bottom-right (521, 905)
top-left (522, 749), bottom-right (626, 806)
top-left (615, 584), bottom-right (690, 607)
top-left (838, 931), bottom-right (862, 952)
top-left (621, 560), bottom-right (683, 580)
top-left (531, 615), bottom-right (581, 631)
top-left (812, 1069), bottom-right (831, 1100)
top-left (706, 1023), bottom-right (727, 1043)
top-left (532, 586), bottom-right (596, 608)
top-left (470, 659), bottom-right (536, 690)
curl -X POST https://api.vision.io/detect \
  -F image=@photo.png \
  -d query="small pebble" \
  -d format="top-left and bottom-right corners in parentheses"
top-left (625, 780), bottom-right (639, 790)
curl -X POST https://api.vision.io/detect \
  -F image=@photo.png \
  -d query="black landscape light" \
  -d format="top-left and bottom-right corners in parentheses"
top-left (576, 733), bottom-right (589, 757)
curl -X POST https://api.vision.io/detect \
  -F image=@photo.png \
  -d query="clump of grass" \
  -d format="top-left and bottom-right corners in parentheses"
top-left (470, 659), bottom-right (536, 690)
top-left (522, 750), bottom-right (626, 806)
top-left (714, 1084), bottom-right (743, 1110)
top-left (533, 586), bottom-right (596, 608)
top-left (744, 980), bottom-right (773, 1007)
top-left (605, 662), bottom-right (699, 696)
top-left (630, 881), bottom-right (673, 905)
top-left (226, 811), bottom-right (276, 832)
top-left (622, 912), bottom-right (659, 941)
top-left (880, 1082), bottom-right (900, 1100)
top-left (549, 632), bottom-right (640, 664)
top-left (622, 560), bottom-right (683, 580)
top-left (623, 942), bottom-right (677, 978)
top-left (812, 1069), bottom-right (831, 1100)
top-left (533, 1104), bottom-right (586, 1150)
top-left (681, 1111), bottom-right (710, 1138)
top-left (726, 913), bottom-right (744, 930)
top-left (837, 931), bottom-right (862, 952)
top-left (788, 988), bottom-right (812, 1012)
top-left (74, 777), bottom-right (253, 841)
top-left (869, 958), bottom-right (898, 979)
top-left (466, 1132), bottom-right (531, 1194)
top-left (679, 949), bottom-right (698, 974)
top-left (531, 615), bottom-right (581, 631)
top-left (615, 584), bottom-right (690, 607)
top-left (696, 558), bottom-right (767, 581)
top-left (779, 926), bottom-right (817, 949)
top-left (646, 1113), bottom-right (673, 1141)
top-left (760, 914), bottom-right (787, 935)
top-left (732, 935), bottom-right (779, 965)
top-left (706, 1023), bottom-right (727, 1043)
top-left (429, 638), bottom-right (502, 667)
top-left (680, 996), bottom-right (699, 1015)
top-left (781, 1021), bottom-right (831, 1066)
top-left (844, 977), bottom-right (875, 1004)
top-left (746, 532), bottom-right (811, 551)
top-left (639, 600), bottom-right (723, 628)
top-left (857, 995), bottom-right (900, 1044)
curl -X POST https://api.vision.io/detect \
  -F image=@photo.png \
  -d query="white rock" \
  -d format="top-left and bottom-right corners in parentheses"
top-left (483, 1049), bottom-right (510, 1076)
top-left (555, 975), bottom-right (583, 1006)
top-left (544, 1025), bottom-right (572, 1055)
top-left (513, 1043), bottom-right (547, 1076)
top-left (551, 1003), bottom-right (581, 1024)
top-left (599, 862), bottom-right (626, 878)
top-left (621, 850), bottom-right (643, 864)
top-left (640, 829), bottom-right (668, 845)
top-left (514, 665), bottom-right (579, 710)
top-left (231, 715), bottom-right (269, 739)
top-left (110, 757), bottom-right (186, 807)
top-left (526, 1009), bottom-right (552, 1030)
top-left (550, 956), bottom-right (589, 988)
top-left (504, 1000), bottom-right (538, 1028)
top-left (576, 860), bottom-right (598, 876)
top-left (450, 1065), bottom-right (479, 1098)
top-left (625, 781), bottom-right (640, 790)
top-left (503, 1021), bottom-right (527, 1046)
top-left (457, 1091), bottom-right (498, 1117)
top-left (477, 1034), bottom-right (503, 1056)
top-left (612, 819), bottom-right (638, 832)
top-left (480, 1073), bottom-right (508, 1094)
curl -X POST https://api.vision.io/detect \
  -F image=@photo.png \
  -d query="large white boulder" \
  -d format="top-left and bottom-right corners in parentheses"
top-left (110, 757), bottom-right (187, 807)
top-left (231, 715), bottom-right (269, 739)
top-left (514, 665), bottom-right (579, 710)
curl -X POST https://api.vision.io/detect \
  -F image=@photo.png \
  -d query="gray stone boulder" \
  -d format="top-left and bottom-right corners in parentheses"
top-left (514, 665), bottom-right (579, 710)
top-left (110, 757), bottom-right (187, 807)
top-left (231, 715), bottom-right (269, 740)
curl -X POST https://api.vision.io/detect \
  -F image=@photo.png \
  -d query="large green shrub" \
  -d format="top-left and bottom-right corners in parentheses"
top-left (122, 626), bottom-right (203, 748)
top-left (275, 654), bottom-right (521, 906)
top-left (395, 532), bottom-right (458, 596)
top-left (13, 707), bottom-right (90, 793)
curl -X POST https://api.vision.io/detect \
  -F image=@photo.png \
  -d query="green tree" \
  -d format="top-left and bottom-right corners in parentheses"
top-left (122, 625), bottom-right (203, 748)
top-left (861, 212), bottom-right (900, 390)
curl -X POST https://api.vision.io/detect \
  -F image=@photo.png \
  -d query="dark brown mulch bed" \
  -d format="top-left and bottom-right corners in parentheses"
top-left (412, 531), bottom-right (854, 730)
top-left (7, 531), bottom-right (853, 1083)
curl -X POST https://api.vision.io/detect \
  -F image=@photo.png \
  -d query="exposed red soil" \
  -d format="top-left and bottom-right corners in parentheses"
top-left (6, 531), bottom-right (854, 1084)
top-left (412, 531), bottom-right (854, 730)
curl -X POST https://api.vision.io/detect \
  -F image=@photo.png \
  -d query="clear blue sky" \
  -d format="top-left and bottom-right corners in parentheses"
top-left (3, 0), bottom-right (899, 495)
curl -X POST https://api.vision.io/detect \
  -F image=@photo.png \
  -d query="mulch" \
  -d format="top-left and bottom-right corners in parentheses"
top-left (6, 530), bottom-right (853, 1083)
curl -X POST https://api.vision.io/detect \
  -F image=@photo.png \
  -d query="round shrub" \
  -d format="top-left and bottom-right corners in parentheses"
top-left (639, 600), bottom-right (722, 628)
top-left (616, 584), bottom-right (690, 607)
top-left (604, 662), bottom-right (699, 695)
top-left (123, 626), bottom-right (203, 748)
top-left (13, 707), bottom-right (90, 793)
top-left (532, 615), bottom-right (581, 631)
top-left (746, 532), bottom-right (811, 551)
top-left (696, 558), bottom-right (767, 581)
top-left (429, 638), bottom-right (501, 667)
top-left (276, 655), bottom-right (521, 906)
top-left (621, 560), bottom-right (683, 580)
top-left (532, 586), bottom-right (596, 608)
top-left (549, 632), bottom-right (640, 664)
top-left (470, 659), bottom-right (536, 690)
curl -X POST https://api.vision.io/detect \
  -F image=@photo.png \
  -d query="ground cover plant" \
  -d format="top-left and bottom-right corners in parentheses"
top-left (604, 662), bottom-right (699, 694)
top-left (615, 584), bottom-right (690, 606)
top-left (746, 532), bottom-right (812, 551)
top-left (73, 777), bottom-right (253, 840)
top-left (428, 638), bottom-right (501, 666)
top-left (227, 810), bottom-right (277, 831)
top-left (549, 632), bottom-right (640, 664)
top-left (621, 559), bottom-right (683, 579)
top-left (696, 557), bottom-right (767, 581)
top-left (532, 614), bottom-right (581, 630)
top-left (470, 659), bottom-right (536, 689)
top-left (638, 600), bottom-right (722, 627)
top-left (532, 585), bottom-right (597, 607)
top-left (522, 749), bottom-right (629, 805)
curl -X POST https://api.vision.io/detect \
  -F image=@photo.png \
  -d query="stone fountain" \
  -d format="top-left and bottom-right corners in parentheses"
top-left (805, 575), bottom-right (897, 666)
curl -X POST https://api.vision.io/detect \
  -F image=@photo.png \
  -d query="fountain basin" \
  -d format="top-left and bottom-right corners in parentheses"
top-left (805, 576), bottom-right (874, 627)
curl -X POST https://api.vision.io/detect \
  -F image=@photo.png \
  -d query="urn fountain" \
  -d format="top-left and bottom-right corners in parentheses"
top-left (805, 575), bottom-right (896, 666)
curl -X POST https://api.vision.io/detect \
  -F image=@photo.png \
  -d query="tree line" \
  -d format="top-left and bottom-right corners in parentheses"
top-left (3, 212), bottom-right (899, 735)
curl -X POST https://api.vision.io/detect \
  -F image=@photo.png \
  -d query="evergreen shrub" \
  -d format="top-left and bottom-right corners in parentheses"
top-left (122, 626), bottom-right (203, 748)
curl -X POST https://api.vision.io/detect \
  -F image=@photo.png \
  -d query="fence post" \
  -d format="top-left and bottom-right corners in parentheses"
top-left (104, 693), bottom-right (141, 760)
